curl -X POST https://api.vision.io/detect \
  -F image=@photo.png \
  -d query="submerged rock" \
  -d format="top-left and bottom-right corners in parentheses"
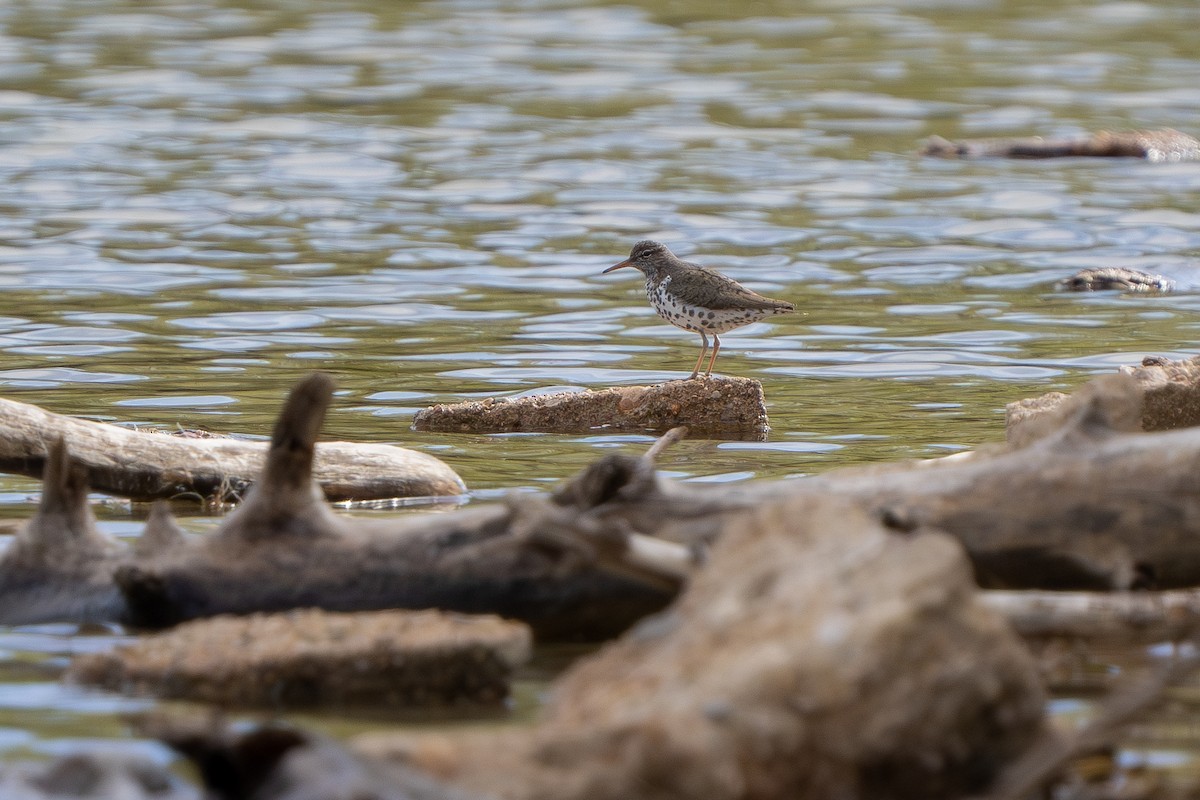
top-left (412, 377), bottom-right (769, 439)
top-left (68, 609), bottom-right (531, 708)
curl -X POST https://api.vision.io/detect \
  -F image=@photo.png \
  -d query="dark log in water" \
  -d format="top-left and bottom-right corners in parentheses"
top-left (921, 128), bottom-right (1200, 161)
top-left (114, 373), bottom-right (677, 640)
top-left (412, 376), bottom-right (769, 439)
top-left (785, 371), bottom-right (1200, 590)
top-left (0, 389), bottom-right (464, 502)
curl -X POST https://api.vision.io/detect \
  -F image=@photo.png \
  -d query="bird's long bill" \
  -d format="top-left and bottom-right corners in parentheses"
top-left (602, 258), bottom-right (633, 274)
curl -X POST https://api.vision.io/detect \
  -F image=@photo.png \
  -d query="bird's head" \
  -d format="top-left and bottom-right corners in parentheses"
top-left (602, 240), bottom-right (676, 279)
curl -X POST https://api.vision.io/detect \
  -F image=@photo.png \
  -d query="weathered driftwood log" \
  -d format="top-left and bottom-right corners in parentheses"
top-left (412, 376), bottom-right (768, 438)
top-left (921, 128), bottom-right (1200, 162)
top-left (0, 391), bottom-right (464, 502)
top-left (16, 364), bottom-right (1200, 636)
top-left (1006, 354), bottom-right (1200, 445)
top-left (979, 589), bottom-right (1200, 642)
top-left (790, 372), bottom-right (1200, 589)
top-left (114, 373), bottom-right (677, 640)
top-left (68, 609), bottom-right (530, 708)
top-left (358, 497), bottom-right (1045, 800)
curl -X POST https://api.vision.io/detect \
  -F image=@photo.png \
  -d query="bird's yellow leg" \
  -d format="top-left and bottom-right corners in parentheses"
top-left (689, 333), bottom-right (709, 380)
top-left (704, 335), bottom-right (722, 376)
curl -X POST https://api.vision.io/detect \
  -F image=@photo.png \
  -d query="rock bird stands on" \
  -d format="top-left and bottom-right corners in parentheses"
top-left (603, 241), bottom-right (795, 379)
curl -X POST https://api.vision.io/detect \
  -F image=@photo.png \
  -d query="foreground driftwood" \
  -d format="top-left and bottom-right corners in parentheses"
top-left (50, 496), bottom-right (1044, 800)
top-left (413, 376), bottom-right (769, 438)
top-left (68, 609), bottom-right (531, 708)
top-left (0, 375), bottom-right (675, 637)
top-left (0, 392), bottom-right (464, 502)
top-left (921, 128), bottom-right (1200, 162)
top-left (1008, 354), bottom-right (1200, 443)
top-left (13, 361), bottom-right (1200, 634)
top-left (357, 497), bottom-right (1044, 800)
top-left (112, 373), bottom-right (675, 640)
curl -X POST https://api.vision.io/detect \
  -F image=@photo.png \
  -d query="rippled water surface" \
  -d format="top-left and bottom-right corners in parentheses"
top-left (3, 0), bottom-right (1200, 775)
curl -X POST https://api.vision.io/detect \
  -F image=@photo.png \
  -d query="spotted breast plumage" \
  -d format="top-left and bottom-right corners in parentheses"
top-left (603, 240), bottom-right (794, 379)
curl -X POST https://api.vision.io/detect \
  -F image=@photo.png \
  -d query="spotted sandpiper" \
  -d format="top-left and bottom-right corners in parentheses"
top-left (603, 241), bottom-right (794, 379)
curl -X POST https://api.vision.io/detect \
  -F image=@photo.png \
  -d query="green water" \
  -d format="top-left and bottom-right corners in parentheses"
top-left (1, 0), bottom-right (1199, 777)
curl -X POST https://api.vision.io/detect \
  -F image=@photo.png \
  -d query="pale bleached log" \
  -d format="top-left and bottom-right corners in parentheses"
top-left (0, 388), bottom-right (464, 502)
top-left (979, 589), bottom-right (1200, 641)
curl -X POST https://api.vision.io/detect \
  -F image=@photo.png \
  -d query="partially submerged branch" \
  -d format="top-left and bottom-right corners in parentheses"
top-left (921, 128), bottom-right (1200, 162)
